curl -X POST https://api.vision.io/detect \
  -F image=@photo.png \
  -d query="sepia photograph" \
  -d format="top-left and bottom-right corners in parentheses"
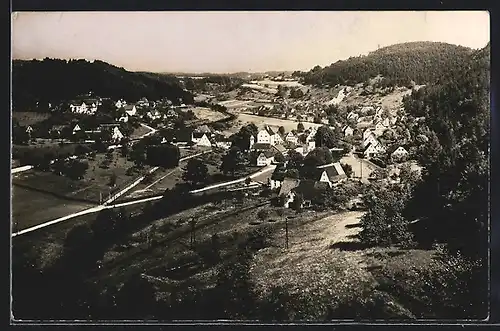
top-left (11, 11), bottom-right (490, 322)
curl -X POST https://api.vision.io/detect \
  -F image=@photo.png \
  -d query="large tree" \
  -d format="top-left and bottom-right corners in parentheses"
top-left (182, 158), bottom-right (209, 185)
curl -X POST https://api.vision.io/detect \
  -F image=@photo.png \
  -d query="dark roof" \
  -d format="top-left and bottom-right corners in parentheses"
top-left (162, 128), bottom-right (192, 142)
top-left (192, 131), bottom-right (206, 139)
top-left (278, 178), bottom-right (300, 196)
top-left (318, 162), bottom-right (347, 181)
top-left (251, 143), bottom-right (273, 151)
top-left (264, 126), bottom-right (275, 135)
top-left (259, 150), bottom-right (275, 158)
top-left (197, 125), bottom-right (211, 133)
top-left (293, 180), bottom-right (329, 200)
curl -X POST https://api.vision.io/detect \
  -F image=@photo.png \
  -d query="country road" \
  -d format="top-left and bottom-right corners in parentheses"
top-left (11, 157), bottom-right (272, 238)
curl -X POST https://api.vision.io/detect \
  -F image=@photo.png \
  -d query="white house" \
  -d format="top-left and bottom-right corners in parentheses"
top-left (363, 128), bottom-right (376, 141)
top-left (347, 111), bottom-right (359, 122)
top-left (117, 112), bottom-right (129, 123)
top-left (305, 128), bottom-right (317, 143)
top-left (391, 146), bottom-right (409, 161)
top-left (363, 132), bottom-right (380, 149)
top-left (316, 162), bottom-right (347, 187)
top-left (278, 178), bottom-right (301, 208)
top-left (192, 132), bottom-right (212, 147)
top-left (115, 100), bottom-right (126, 109)
top-left (342, 125), bottom-right (354, 137)
top-left (257, 151), bottom-right (275, 166)
top-left (269, 171), bottom-right (286, 190)
top-left (256, 126), bottom-right (282, 146)
top-left (73, 124), bottom-right (82, 134)
top-left (123, 105), bottom-right (137, 116)
top-left (285, 132), bottom-right (298, 144)
top-left (363, 142), bottom-right (386, 158)
top-left (25, 126), bottom-right (33, 134)
top-left (111, 127), bottom-right (124, 142)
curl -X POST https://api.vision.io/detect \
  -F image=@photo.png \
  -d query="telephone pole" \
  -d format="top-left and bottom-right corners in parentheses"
top-left (285, 217), bottom-right (289, 249)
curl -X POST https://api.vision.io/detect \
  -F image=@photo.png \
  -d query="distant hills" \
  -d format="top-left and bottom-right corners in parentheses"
top-left (300, 41), bottom-right (477, 87)
top-left (12, 59), bottom-right (194, 112)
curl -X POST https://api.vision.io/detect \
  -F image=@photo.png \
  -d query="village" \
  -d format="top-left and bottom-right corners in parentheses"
top-left (12, 73), bottom-right (422, 232)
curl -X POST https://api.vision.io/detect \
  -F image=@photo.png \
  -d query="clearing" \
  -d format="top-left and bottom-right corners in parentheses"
top-left (11, 186), bottom-right (95, 232)
top-left (190, 107), bottom-right (229, 122)
top-left (12, 112), bottom-right (51, 126)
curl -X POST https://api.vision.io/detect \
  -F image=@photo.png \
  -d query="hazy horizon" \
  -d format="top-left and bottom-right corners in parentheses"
top-left (12, 11), bottom-right (490, 74)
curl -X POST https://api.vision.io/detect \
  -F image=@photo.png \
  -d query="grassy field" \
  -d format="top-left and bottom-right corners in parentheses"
top-left (11, 186), bottom-right (95, 232)
top-left (12, 112), bottom-right (51, 126)
top-left (12, 150), bottom-right (147, 202)
top-left (191, 107), bottom-right (229, 122)
top-left (130, 125), bottom-right (152, 139)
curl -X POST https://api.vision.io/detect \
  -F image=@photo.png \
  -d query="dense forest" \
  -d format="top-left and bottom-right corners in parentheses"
top-left (358, 42), bottom-right (489, 318)
top-left (300, 42), bottom-right (475, 87)
top-left (12, 59), bottom-right (194, 112)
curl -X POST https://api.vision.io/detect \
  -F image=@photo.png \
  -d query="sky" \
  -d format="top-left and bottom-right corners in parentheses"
top-left (12, 11), bottom-right (490, 73)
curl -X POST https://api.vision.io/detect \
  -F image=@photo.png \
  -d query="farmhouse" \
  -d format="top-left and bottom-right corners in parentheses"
top-left (73, 124), bottom-right (82, 134)
top-left (363, 131), bottom-right (379, 148)
top-left (256, 150), bottom-right (275, 166)
top-left (285, 131), bottom-right (299, 144)
top-left (269, 171), bottom-right (286, 190)
top-left (111, 127), bottom-right (124, 142)
top-left (123, 105), bottom-right (137, 116)
top-left (117, 111), bottom-right (129, 123)
top-left (256, 126), bottom-right (282, 146)
top-left (115, 100), bottom-right (126, 109)
top-left (192, 132), bottom-right (212, 147)
top-left (69, 98), bottom-right (100, 114)
top-left (316, 162), bottom-right (347, 187)
top-left (342, 125), bottom-right (354, 137)
top-left (390, 146), bottom-right (409, 161)
top-left (362, 141), bottom-right (386, 158)
top-left (278, 178), bottom-right (301, 208)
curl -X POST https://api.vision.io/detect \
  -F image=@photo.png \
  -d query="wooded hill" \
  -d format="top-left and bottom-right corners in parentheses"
top-left (12, 59), bottom-right (194, 112)
top-left (300, 41), bottom-right (476, 87)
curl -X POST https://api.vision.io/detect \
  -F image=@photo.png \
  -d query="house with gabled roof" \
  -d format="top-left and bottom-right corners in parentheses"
top-left (362, 141), bottom-right (386, 158)
top-left (316, 162), bottom-right (347, 187)
top-left (256, 150), bottom-right (275, 166)
top-left (73, 124), bottom-right (82, 134)
top-left (363, 131), bottom-right (379, 148)
top-left (342, 125), bottom-right (354, 137)
top-left (25, 125), bottom-right (33, 134)
top-left (123, 105), bottom-right (137, 116)
top-left (285, 131), bottom-right (298, 144)
top-left (269, 170), bottom-right (286, 190)
top-left (389, 146), bottom-right (409, 162)
top-left (191, 132), bottom-right (212, 147)
top-left (278, 178), bottom-right (301, 208)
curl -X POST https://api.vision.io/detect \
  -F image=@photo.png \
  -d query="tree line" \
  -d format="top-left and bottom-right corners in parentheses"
top-left (12, 58), bottom-right (194, 112)
top-left (299, 42), bottom-right (474, 87)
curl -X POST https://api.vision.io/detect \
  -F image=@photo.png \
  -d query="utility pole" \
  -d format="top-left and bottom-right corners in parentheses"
top-left (189, 218), bottom-right (196, 248)
top-left (285, 217), bottom-right (289, 249)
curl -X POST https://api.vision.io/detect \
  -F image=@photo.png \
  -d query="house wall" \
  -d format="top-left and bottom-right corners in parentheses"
top-left (197, 135), bottom-right (212, 147)
top-left (257, 131), bottom-right (271, 144)
top-left (284, 192), bottom-right (295, 208)
top-left (257, 155), bottom-right (273, 166)
top-left (319, 171), bottom-right (333, 187)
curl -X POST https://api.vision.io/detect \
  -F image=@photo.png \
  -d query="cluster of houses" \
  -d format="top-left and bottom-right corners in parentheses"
top-left (72, 123), bottom-right (125, 143)
top-left (267, 161), bottom-right (347, 209)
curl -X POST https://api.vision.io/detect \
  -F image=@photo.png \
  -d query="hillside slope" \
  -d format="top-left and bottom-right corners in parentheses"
top-left (302, 42), bottom-right (474, 87)
top-left (12, 59), bottom-right (194, 111)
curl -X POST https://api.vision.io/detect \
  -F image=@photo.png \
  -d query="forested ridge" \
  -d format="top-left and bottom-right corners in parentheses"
top-left (12, 58), bottom-right (194, 112)
top-left (301, 42), bottom-right (475, 87)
